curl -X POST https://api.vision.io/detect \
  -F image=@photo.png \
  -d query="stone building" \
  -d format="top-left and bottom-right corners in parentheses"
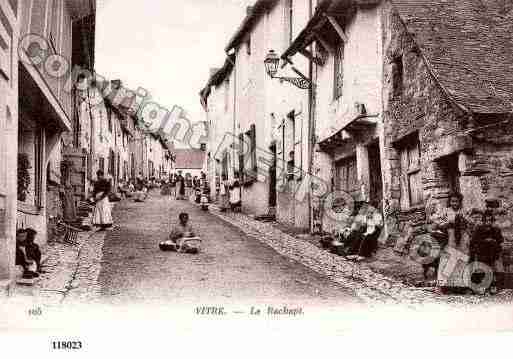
top-left (283, 0), bottom-right (513, 272)
top-left (16, 0), bottom-right (95, 243)
top-left (0, 0), bottom-right (96, 293)
top-left (205, 0), bottom-right (513, 274)
top-left (200, 57), bottom-right (236, 199)
top-left (0, 0), bottom-right (21, 294)
top-left (380, 0), bottom-right (513, 271)
top-left (283, 0), bottom-right (384, 235)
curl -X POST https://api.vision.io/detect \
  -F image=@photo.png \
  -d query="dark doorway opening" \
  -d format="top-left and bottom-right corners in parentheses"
top-left (368, 140), bottom-right (383, 211)
top-left (269, 142), bottom-right (277, 209)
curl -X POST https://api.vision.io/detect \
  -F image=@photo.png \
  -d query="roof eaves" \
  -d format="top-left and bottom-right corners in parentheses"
top-left (282, 0), bottom-right (380, 59)
top-left (225, 0), bottom-right (279, 52)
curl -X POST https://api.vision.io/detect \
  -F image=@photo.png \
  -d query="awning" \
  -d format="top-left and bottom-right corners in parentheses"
top-left (19, 61), bottom-right (72, 132)
top-left (318, 115), bottom-right (378, 151)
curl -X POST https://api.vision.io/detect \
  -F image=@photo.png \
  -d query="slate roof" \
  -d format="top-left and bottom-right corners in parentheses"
top-left (173, 149), bottom-right (206, 170)
top-left (392, 0), bottom-right (513, 114)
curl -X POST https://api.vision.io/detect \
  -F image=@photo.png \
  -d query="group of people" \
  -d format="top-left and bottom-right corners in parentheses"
top-left (325, 201), bottom-right (384, 261)
top-left (218, 175), bottom-right (241, 212)
top-left (118, 175), bottom-right (150, 203)
top-left (428, 192), bottom-right (505, 295)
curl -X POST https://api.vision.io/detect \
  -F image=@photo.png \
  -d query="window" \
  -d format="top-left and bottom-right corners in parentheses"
top-left (286, 0), bottom-right (294, 45)
top-left (287, 151), bottom-right (295, 180)
top-left (240, 124), bottom-right (257, 183)
top-left (98, 157), bottom-right (105, 175)
top-left (17, 120), bottom-right (43, 207)
top-left (49, 0), bottom-right (61, 53)
top-left (439, 154), bottom-right (461, 195)
top-left (246, 35), bottom-right (251, 55)
top-left (224, 79), bottom-right (230, 113)
top-left (334, 156), bottom-right (358, 194)
top-left (333, 41), bottom-right (344, 99)
top-left (399, 135), bottom-right (422, 208)
top-left (392, 55), bottom-right (404, 97)
top-left (130, 154), bottom-right (135, 179)
top-left (107, 106), bottom-right (113, 133)
top-left (284, 112), bottom-right (301, 180)
top-left (108, 149), bottom-right (115, 175)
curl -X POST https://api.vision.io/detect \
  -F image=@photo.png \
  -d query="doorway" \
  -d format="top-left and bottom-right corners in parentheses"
top-left (268, 142), bottom-right (277, 209)
top-left (368, 140), bottom-right (383, 210)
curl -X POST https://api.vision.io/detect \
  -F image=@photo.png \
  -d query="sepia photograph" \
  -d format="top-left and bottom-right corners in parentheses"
top-left (1, 0), bottom-right (513, 356)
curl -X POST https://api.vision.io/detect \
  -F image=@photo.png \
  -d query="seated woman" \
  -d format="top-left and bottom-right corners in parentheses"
top-left (133, 178), bottom-right (147, 202)
top-left (469, 209), bottom-right (504, 294)
top-left (343, 202), bottom-right (383, 261)
top-left (15, 228), bottom-right (42, 279)
top-left (169, 212), bottom-right (196, 248)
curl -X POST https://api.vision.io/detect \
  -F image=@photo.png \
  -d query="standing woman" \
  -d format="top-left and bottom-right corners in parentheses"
top-left (432, 192), bottom-right (470, 293)
top-left (177, 172), bottom-right (186, 200)
top-left (92, 170), bottom-right (113, 230)
top-left (219, 175), bottom-right (229, 212)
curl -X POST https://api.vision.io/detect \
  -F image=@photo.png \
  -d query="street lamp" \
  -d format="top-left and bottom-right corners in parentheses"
top-left (264, 49), bottom-right (311, 90)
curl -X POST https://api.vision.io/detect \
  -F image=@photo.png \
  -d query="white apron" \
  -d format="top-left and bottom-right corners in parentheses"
top-left (93, 195), bottom-right (113, 225)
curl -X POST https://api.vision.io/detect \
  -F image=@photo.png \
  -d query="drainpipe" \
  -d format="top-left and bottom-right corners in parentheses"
top-left (307, 0), bottom-right (315, 233)
top-left (227, 52), bottom-right (238, 199)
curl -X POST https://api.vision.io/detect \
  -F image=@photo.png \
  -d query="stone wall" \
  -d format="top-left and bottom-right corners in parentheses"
top-left (382, 6), bottom-right (470, 242)
top-left (382, 5), bottom-right (513, 272)
top-left (465, 122), bottom-right (513, 271)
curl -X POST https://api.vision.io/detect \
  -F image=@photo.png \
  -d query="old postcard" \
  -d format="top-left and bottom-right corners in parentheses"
top-left (1, 0), bottom-right (513, 355)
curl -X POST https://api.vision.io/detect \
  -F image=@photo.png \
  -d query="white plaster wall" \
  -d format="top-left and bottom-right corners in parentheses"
top-left (315, 7), bottom-right (382, 142)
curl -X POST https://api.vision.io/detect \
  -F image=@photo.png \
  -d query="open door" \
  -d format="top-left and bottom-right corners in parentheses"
top-left (268, 142), bottom-right (277, 210)
top-left (368, 140), bottom-right (383, 211)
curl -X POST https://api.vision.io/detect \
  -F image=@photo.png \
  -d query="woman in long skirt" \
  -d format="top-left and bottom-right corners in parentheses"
top-left (219, 175), bottom-right (229, 211)
top-left (92, 170), bottom-right (113, 230)
top-left (433, 192), bottom-right (470, 293)
top-left (177, 174), bottom-right (186, 200)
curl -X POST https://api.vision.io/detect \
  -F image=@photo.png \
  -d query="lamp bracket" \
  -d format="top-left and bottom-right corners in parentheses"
top-left (276, 76), bottom-right (311, 90)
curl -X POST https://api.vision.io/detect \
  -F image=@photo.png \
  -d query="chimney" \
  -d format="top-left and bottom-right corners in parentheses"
top-left (246, 6), bottom-right (253, 16)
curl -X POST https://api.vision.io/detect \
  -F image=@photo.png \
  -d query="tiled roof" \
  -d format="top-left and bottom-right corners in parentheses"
top-left (173, 149), bottom-right (206, 170)
top-left (393, 0), bottom-right (513, 114)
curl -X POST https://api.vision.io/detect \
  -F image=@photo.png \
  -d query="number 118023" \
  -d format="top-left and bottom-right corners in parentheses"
top-left (52, 341), bottom-right (82, 350)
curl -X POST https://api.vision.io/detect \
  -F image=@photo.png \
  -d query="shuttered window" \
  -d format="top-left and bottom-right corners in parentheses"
top-left (30, 0), bottom-right (47, 36)
top-left (334, 156), bottom-right (357, 194)
top-left (399, 135), bottom-right (423, 208)
top-left (333, 41), bottom-right (344, 100)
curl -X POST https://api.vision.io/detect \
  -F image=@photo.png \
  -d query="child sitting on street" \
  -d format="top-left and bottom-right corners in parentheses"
top-left (168, 212), bottom-right (198, 253)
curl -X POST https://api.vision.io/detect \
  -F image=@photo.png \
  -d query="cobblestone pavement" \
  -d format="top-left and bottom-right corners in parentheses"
top-left (210, 205), bottom-right (513, 307)
top-left (7, 229), bottom-right (107, 307)
top-left (96, 192), bottom-right (359, 307)
top-left (6, 192), bottom-right (513, 311)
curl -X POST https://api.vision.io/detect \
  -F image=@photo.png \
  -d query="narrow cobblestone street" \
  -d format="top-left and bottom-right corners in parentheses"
top-left (97, 191), bottom-right (358, 307)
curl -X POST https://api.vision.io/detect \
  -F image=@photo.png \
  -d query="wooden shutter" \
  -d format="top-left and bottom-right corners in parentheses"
top-left (250, 124), bottom-right (257, 173)
top-left (238, 133), bottom-right (244, 181)
top-left (408, 141), bottom-right (422, 206)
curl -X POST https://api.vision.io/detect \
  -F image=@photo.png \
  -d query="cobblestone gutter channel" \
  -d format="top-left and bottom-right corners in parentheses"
top-left (209, 206), bottom-right (513, 307)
